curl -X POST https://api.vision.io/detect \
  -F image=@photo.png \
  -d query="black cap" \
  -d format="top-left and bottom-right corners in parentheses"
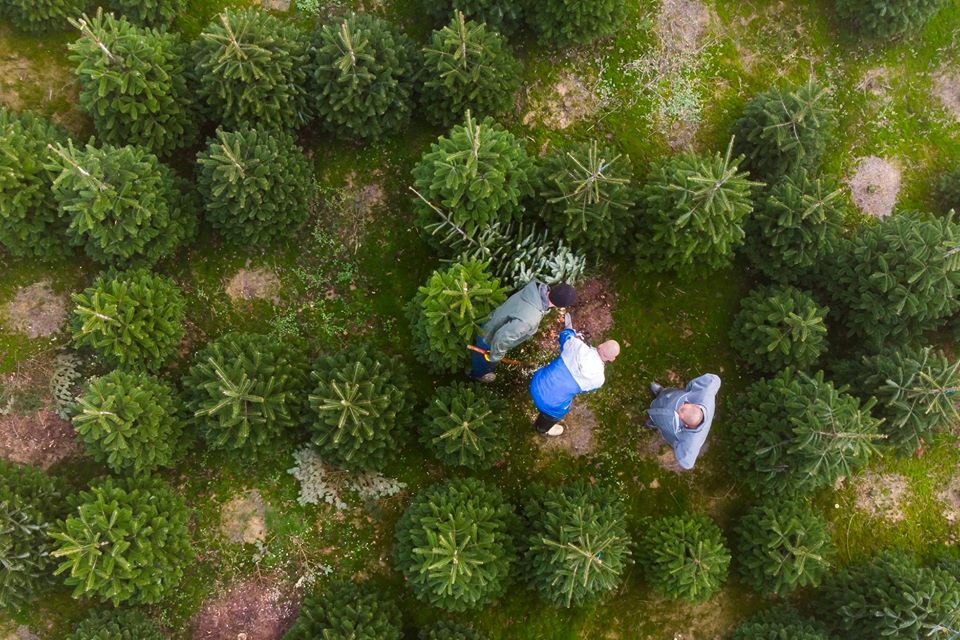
top-left (548, 284), bottom-right (577, 308)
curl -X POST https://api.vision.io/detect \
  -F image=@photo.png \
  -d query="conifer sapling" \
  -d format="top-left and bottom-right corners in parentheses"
top-left (639, 512), bottom-right (730, 602)
top-left (69, 608), bottom-right (165, 640)
top-left (525, 0), bottom-right (628, 46)
top-left (285, 580), bottom-right (403, 640)
top-left (421, 382), bottom-right (508, 470)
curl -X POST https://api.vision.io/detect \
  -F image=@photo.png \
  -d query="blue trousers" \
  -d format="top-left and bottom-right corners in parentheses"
top-left (469, 336), bottom-right (498, 379)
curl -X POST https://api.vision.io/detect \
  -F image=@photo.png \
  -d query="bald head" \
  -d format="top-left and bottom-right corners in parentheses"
top-left (678, 403), bottom-right (704, 429)
top-left (597, 340), bottom-right (620, 363)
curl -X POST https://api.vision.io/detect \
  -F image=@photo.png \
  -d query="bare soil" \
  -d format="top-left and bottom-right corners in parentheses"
top-left (857, 66), bottom-right (892, 101)
top-left (535, 277), bottom-right (616, 351)
top-left (853, 472), bottom-right (909, 522)
top-left (261, 0), bottom-right (290, 10)
top-left (225, 267), bottom-right (281, 304)
top-left (656, 0), bottom-right (712, 59)
top-left (1, 626), bottom-right (38, 640)
top-left (536, 403), bottom-right (597, 457)
top-left (0, 409), bottom-right (78, 469)
top-left (521, 71), bottom-right (599, 130)
top-left (639, 431), bottom-right (688, 473)
top-left (191, 575), bottom-right (301, 640)
top-left (334, 172), bottom-right (385, 251)
top-left (3, 280), bottom-right (67, 339)
top-left (848, 156), bottom-right (901, 218)
top-left (220, 489), bottom-right (267, 545)
top-left (0, 53), bottom-right (29, 111)
top-left (937, 474), bottom-right (960, 524)
top-left (638, 587), bottom-right (743, 639)
top-left (0, 38), bottom-right (84, 134)
top-left (933, 68), bottom-right (960, 123)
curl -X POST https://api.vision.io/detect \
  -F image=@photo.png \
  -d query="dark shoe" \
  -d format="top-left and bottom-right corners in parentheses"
top-left (644, 418), bottom-right (658, 430)
top-left (649, 382), bottom-right (662, 396)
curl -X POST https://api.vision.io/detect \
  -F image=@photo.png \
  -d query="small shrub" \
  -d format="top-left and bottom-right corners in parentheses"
top-left (421, 382), bottom-right (507, 470)
top-left (101, 0), bottom-right (186, 27)
top-left (422, 0), bottom-right (523, 37)
top-left (285, 580), bottom-right (403, 640)
top-left (393, 478), bottom-right (516, 611)
top-left (525, 0), bottom-right (628, 46)
top-left (835, 0), bottom-right (947, 39)
top-left (68, 608), bottom-right (165, 640)
top-left (730, 605), bottom-right (833, 640)
top-left (2, 0), bottom-right (84, 32)
top-left (71, 268), bottom-right (186, 371)
top-left (639, 513), bottom-right (730, 602)
top-left (420, 620), bottom-right (483, 640)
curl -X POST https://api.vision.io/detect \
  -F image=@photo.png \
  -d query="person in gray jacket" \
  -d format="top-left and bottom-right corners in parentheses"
top-left (469, 280), bottom-right (577, 382)
top-left (645, 374), bottom-right (721, 470)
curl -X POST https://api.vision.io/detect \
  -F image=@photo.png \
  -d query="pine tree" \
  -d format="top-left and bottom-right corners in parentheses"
top-left (73, 369), bottom-right (184, 475)
top-left (522, 483), bottom-right (632, 608)
top-left (639, 513), bottom-right (730, 602)
top-left (48, 141), bottom-right (196, 266)
top-left (69, 11), bottom-right (200, 157)
top-left (742, 171), bottom-right (845, 284)
top-left (308, 346), bottom-right (412, 471)
top-left (635, 138), bottom-right (759, 273)
top-left (196, 127), bottom-right (314, 246)
top-left (193, 8), bottom-right (310, 131)
top-left (823, 213), bottom-right (960, 349)
top-left (308, 12), bottom-right (418, 141)
top-left (538, 140), bottom-right (637, 256)
top-left (735, 499), bottom-right (833, 596)
top-left (102, 0), bottom-right (186, 28)
top-left (0, 107), bottom-right (72, 259)
top-left (49, 476), bottom-right (193, 605)
top-left (0, 460), bottom-right (69, 610)
top-left (285, 581), bottom-right (403, 640)
top-left (420, 620), bottom-right (483, 640)
top-left (1, 0), bottom-right (84, 32)
top-left (729, 285), bottom-right (829, 376)
top-left (422, 0), bottom-right (524, 37)
top-left (730, 605), bottom-right (834, 640)
top-left (525, 0), bottom-right (628, 46)
top-left (420, 12), bottom-right (521, 127)
top-left (732, 81), bottom-right (836, 179)
top-left (407, 260), bottom-right (508, 374)
top-left (69, 608), bottom-right (165, 640)
top-left (421, 382), bottom-right (508, 470)
top-left (71, 268), bottom-right (186, 371)
top-left (835, 0), bottom-right (947, 39)
top-left (730, 369), bottom-right (883, 494)
top-left (184, 332), bottom-right (308, 453)
top-left (393, 478), bottom-right (517, 612)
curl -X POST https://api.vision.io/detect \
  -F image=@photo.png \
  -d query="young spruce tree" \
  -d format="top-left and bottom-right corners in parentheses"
top-left (730, 605), bottom-right (833, 640)
top-left (422, 0), bottom-right (524, 37)
top-left (639, 513), bottom-right (730, 602)
top-left (286, 581), bottom-right (403, 640)
top-left (69, 609), bottom-right (165, 640)
top-left (835, 0), bottom-right (947, 39)
top-left (420, 620), bottom-right (483, 640)
top-left (525, 0), bottom-right (628, 46)
top-left (2, 0), bottom-right (84, 32)
top-left (421, 382), bottom-right (508, 470)
top-left (101, 0), bottom-right (186, 28)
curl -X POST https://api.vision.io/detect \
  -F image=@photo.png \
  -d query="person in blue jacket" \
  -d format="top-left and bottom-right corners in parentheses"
top-left (645, 374), bottom-right (721, 470)
top-left (529, 314), bottom-right (620, 436)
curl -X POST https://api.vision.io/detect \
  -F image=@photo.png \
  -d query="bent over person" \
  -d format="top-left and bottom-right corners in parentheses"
top-left (645, 374), bottom-right (721, 470)
top-left (529, 315), bottom-right (620, 436)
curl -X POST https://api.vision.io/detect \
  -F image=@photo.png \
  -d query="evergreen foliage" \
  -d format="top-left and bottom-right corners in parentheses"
top-left (184, 332), bottom-right (308, 452)
top-left (69, 11), bottom-right (199, 157)
top-left (102, 0), bottom-right (186, 27)
top-left (407, 260), bottom-right (508, 374)
top-left (420, 12), bottom-right (521, 127)
top-left (639, 513), bottom-right (730, 602)
top-left (194, 9), bottom-right (310, 130)
top-left (69, 608), bottom-right (165, 640)
top-left (522, 483), bottom-right (632, 608)
top-left (538, 140), bottom-right (637, 256)
top-left (735, 499), bottom-right (833, 595)
top-left (935, 167), bottom-right (960, 215)
top-left (285, 580), bottom-right (403, 640)
top-left (48, 141), bottom-right (195, 266)
top-left (635, 139), bottom-right (758, 273)
top-left (421, 382), bottom-right (507, 470)
top-left (49, 476), bottom-right (193, 605)
top-left (393, 478), bottom-right (516, 611)
top-left (730, 605), bottom-right (834, 640)
top-left (308, 346), bottom-right (412, 471)
top-left (71, 268), bottom-right (186, 370)
top-left (730, 369), bottom-right (883, 494)
top-left (1, 0), bottom-right (84, 32)
top-left (309, 12), bottom-right (418, 141)
top-left (732, 81), bottom-right (836, 178)
top-left (422, 0), bottom-right (523, 37)
top-left (0, 107), bottom-right (71, 259)
top-left (729, 285), bottom-right (829, 375)
top-left (742, 172), bottom-right (845, 283)
top-left (835, 0), bottom-right (947, 39)
top-left (525, 0), bottom-right (628, 46)
top-left (73, 369), bottom-right (184, 475)
top-left (420, 620), bottom-right (483, 640)
top-left (196, 127), bottom-right (313, 246)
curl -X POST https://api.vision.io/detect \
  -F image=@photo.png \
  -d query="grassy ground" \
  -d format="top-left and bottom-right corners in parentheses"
top-left (2, 0), bottom-right (959, 638)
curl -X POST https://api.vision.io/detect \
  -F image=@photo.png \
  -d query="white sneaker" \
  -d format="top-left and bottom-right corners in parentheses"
top-left (544, 424), bottom-right (564, 437)
top-left (478, 373), bottom-right (496, 383)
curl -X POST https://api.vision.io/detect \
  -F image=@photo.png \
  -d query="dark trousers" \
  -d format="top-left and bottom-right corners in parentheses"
top-left (469, 336), bottom-right (498, 379)
top-left (533, 412), bottom-right (561, 433)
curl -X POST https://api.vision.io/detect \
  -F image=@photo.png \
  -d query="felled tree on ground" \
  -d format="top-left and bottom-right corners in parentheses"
top-left (730, 605), bottom-right (834, 640)
top-left (420, 620), bottom-right (483, 640)
top-left (393, 478), bottom-right (516, 611)
top-left (421, 382), bottom-right (507, 470)
top-left (525, 0), bottom-right (628, 46)
top-left (0, 107), bottom-right (72, 259)
top-left (407, 260), bottom-right (507, 374)
top-left (420, 12), bottom-right (521, 127)
top-left (308, 346), bottom-right (412, 471)
top-left (101, 0), bottom-right (186, 28)
top-left (538, 140), bottom-right (637, 256)
top-left (522, 483), bottom-right (632, 608)
top-left (68, 11), bottom-right (200, 157)
top-left (184, 332), bottom-right (308, 453)
top-left (68, 609), bottom-right (165, 640)
top-left (49, 476), bottom-right (193, 605)
top-left (1, 0), bottom-right (84, 32)
top-left (421, 0), bottom-right (524, 37)
top-left (639, 513), bottom-right (730, 602)
top-left (285, 580), bottom-right (403, 640)
top-left (71, 268), bottom-right (186, 370)
top-left (196, 127), bottom-right (313, 246)
top-left (835, 0), bottom-right (947, 39)
top-left (635, 139), bottom-right (759, 274)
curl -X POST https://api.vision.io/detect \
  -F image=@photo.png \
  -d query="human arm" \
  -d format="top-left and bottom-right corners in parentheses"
top-left (486, 318), bottom-right (533, 362)
top-left (685, 374), bottom-right (721, 400)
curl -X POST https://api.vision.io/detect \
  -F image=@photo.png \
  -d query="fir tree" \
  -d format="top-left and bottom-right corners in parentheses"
top-left (193, 8), bottom-right (310, 130)
top-left (525, 0), bottom-right (628, 46)
top-left (422, 0), bottom-right (523, 37)
top-left (420, 620), bottom-right (483, 640)
top-left (538, 140), bottom-right (637, 256)
top-left (2, 0), bottom-right (84, 32)
top-left (48, 141), bottom-right (195, 266)
top-left (0, 107), bottom-right (72, 259)
top-left (730, 605), bottom-right (834, 640)
top-left (522, 483), bottom-right (632, 608)
top-left (407, 260), bottom-right (508, 374)
top-left (69, 608), bottom-right (165, 640)
top-left (184, 332), bottom-right (308, 453)
top-left (196, 127), bottom-right (313, 246)
top-left (285, 581), bottom-right (403, 640)
top-left (735, 499), bottom-right (833, 596)
top-left (729, 285), bottom-right (829, 376)
top-left (308, 346), bottom-right (412, 471)
top-left (69, 11), bottom-right (200, 157)
top-left (308, 12), bottom-right (418, 141)
top-left (73, 369), bottom-right (185, 475)
top-left (635, 138), bottom-right (759, 273)
top-left (102, 0), bottom-right (186, 28)
top-left (420, 12), bottom-right (521, 127)
top-left (71, 268), bottom-right (186, 371)
top-left (835, 0), bottom-right (947, 39)
top-left (393, 478), bottom-right (517, 612)
top-left (421, 382), bottom-right (507, 470)
top-left (732, 81), bottom-right (836, 179)
top-left (50, 476), bottom-right (193, 605)
top-left (639, 513), bottom-right (730, 602)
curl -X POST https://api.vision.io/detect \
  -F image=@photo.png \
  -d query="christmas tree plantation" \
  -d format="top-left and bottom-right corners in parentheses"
top-left (285, 580), bottom-right (403, 640)
top-left (421, 382), bottom-right (508, 470)
top-left (639, 512), bottom-right (730, 602)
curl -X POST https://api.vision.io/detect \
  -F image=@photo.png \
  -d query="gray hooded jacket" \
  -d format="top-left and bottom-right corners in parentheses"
top-left (480, 280), bottom-right (549, 362)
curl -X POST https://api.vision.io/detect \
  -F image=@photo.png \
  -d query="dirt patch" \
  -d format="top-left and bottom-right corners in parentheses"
top-left (0, 409), bottom-right (78, 469)
top-left (261, 0), bottom-right (290, 10)
top-left (937, 475), bottom-right (960, 524)
top-left (656, 0), bottom-right (712, 58)
top-left (637, 586), bottom-right (742, 638)
top-left (857, 66), bottom-right (892, 100)
top-left (521, 71), bottom-right (599, 130)
top-left (191, 575), bottom-right (301, 640)
top-left (639, 431), bottom-right (688, 473)
top-left (933, 68), bottom-right (960, 123)
top-left (333, 172), bottom-right (385, 251)
top-left (220, 489), bottom-right (267, 545)
top-left (0, 53), bottom-right (29, 111)
top-left (1, 627), bottom-right (38, 640)
top-left (535, 277), bottom-right (616, 352)
top-left (535, 403), bottom-right (597, 457)
top-left (847, 156), bottom-right (901, 218)
top-left (853, 472), bottom-right (909, 522)
top-left (0, 37), bottom-right (85, 135)
top-left (225, 267), bottom-right (281, 304)
top-left (3, 281), bottom-right (67, 339)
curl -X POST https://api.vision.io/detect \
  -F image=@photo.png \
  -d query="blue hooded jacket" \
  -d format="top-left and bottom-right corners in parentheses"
top-left (530, 329), bottom-right (606, 419)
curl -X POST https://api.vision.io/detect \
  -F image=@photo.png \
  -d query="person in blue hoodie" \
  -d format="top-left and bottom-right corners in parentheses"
top-left (529, 314), bottom-right (620, 436)
top-left (645, 374), bottom-right (721, 470)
